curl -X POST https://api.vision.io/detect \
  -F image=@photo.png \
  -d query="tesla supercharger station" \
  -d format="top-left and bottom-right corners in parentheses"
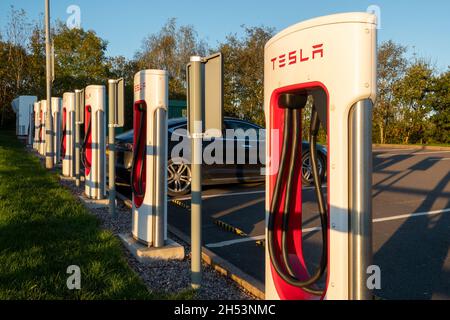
top-left (33, 101), bottom-right (41, 151)
top-left (62, 92), bottom-right (76, 177)
top-left (82, 85), bottom-right (106, 200)
top-left (39, 100), bottom-right (47, 156)
top-left (265, 13), bottom-right (377, 300)
top-left (131, 70), bottom-right (168, 247)
top-left (51, 97), bottom-right (62, 164)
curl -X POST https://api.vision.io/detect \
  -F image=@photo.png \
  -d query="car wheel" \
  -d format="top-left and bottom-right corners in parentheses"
top-left (167, 159), bottom-right (192, 197)
top-left (301, 151), bottom-right (325, 186)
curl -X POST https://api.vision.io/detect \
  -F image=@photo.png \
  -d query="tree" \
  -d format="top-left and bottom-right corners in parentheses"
top-left (52, 22), bottom-right (110, 96)
top-left (0, 6), bottom-right (32, 127)
top-left (374, 40), bottom-right (408, 144)
top-left (26, 19), bottom-right (46, 99)
top-left (135, 18), bottom-right (208, 99)
top-left (393, 60), bottom-right (434, 144)
top-left (429, 69), bottom-right (450, 143)
top-left (218, 26), bottom-right (274, 126)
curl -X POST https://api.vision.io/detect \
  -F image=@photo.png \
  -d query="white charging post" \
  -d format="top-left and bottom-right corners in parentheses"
top-left (120, 69), bottom-right (183, 262)
top-left (83, 85), bottom-right (106, 200)
top-left (33, 101), bottom-right (41, 151)
top-left (107, 78), bottom-right (125, 218)
top-left (39, 100), bottom-right (47, 156)
top-left (131, 70), bottom-right (168, 247)
top-left (51, 97), bottom-right (62, 164)
top-left (264, 12), bottom-right (377, 300)
top-left (62, 92), bottom-right (76, 177)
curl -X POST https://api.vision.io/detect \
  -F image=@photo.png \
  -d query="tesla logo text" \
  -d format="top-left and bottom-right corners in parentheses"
top-left (134, 82), bottom-right (146, 93)
top-left (270, 44), bottom-right (324, 70)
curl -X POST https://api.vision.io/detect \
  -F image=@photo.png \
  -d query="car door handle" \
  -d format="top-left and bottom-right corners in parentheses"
top-left (241, 144), bottom-right (253, 148)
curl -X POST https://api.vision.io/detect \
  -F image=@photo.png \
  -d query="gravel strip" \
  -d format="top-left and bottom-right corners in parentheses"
top-left (55, 164), bottom-right (256, 300)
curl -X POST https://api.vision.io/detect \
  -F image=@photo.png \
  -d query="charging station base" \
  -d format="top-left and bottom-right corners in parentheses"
top-left (78, 195), bottom-right (109, 209)
top-left (119, 233), bottom-right (185, 263)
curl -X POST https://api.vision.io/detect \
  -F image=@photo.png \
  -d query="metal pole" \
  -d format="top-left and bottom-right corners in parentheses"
top-left (154, 108), bottom-right (167, 248)
top-left (75, 90), bottom-right (81, 187)
top-left (44, 0), bottom-right (53, 169)
top-left (108, 80), bottom-right (117, 218)
top-left (349, 99), bottom-right (373, 300)
top-left (190, 56), bottom-right (203, 289)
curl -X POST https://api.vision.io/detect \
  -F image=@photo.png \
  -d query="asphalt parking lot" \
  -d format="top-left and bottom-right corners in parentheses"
top-left (119, 146), bottom-right (450, 299)
top-left (166, 147), bottom-right (450, 300)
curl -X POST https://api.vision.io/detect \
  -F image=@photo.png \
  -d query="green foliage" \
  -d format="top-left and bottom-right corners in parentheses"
top-left (218, 26), bottom-right (275, 126)
top-left (0, 6), bottom-right (32, 127)
top-left (373, 40), bottom-right (408, 144)
top-left (428, 69), bottom-right (450, 143)
top-left (392, 60), bottom-right (434, 144)
top-left (52, 22), bottom-right (110, 96)
top-left (373, 41), bottom-right (448, 145)
top-left (0, 6), bottom-right (448, 144)
top-left (135, 18), bottom-right (208, 100)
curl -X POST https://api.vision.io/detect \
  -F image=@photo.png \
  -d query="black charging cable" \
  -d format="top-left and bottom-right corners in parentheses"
top-left (80, 107), bottom-right (92, 171)
top-left (61, 112), bottom-right (66, 158)
top-left (268, 94), bottom-right (328, 296)
top-left (130, 105), bottom-right (146, 199)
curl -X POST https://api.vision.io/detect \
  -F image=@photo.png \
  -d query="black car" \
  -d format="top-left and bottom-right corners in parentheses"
top-left (114, 117), bottom-right (327, 197)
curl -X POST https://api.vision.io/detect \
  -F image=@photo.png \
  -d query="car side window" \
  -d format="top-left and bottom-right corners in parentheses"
top-left (225, 120), bottom-right (260, 131)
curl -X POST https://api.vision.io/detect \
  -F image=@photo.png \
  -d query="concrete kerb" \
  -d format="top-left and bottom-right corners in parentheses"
top-left (118, 233), bottom-right (185, 263)
top-left (116, 192), bottom-right (265, 299)
top-left (78, 195), bottom-right (110, 209)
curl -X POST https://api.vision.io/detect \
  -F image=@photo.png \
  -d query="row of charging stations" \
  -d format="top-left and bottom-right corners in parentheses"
top-left (32, 98), bottom-right (61, 163)
top-left (29, 11), bottom-right (376, 301)
top-left (42, 74), bottom-right (167, 245)
top-left (32, 88), bottom-right (107, 201)
top-left (32, 73), bottom-right (168, 246)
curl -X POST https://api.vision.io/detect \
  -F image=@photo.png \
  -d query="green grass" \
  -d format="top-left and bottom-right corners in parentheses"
top-left (0, 130), bottom-right (192, 300)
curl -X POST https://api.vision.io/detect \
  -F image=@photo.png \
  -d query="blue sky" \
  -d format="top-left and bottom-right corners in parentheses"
top-left (1, 0), bottom-right (449, 71)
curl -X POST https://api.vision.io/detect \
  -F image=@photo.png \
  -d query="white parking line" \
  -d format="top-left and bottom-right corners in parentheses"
top-left (205, 208), bottom-right (450, 248)
top-left (206, 227), bottom-right (321, 248)
top-left (170, 185), bottom-right (326, 202)
top-left (172, 190), bottom-right (264, 202)
top-left (206, 235), bottom-right (265, 248)
top-left (373, 208), bottom-right (450, 223)
top-left (376, 150), bottom-right (450, 158)
top-left (373, 148), bottom-right (417, 152)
